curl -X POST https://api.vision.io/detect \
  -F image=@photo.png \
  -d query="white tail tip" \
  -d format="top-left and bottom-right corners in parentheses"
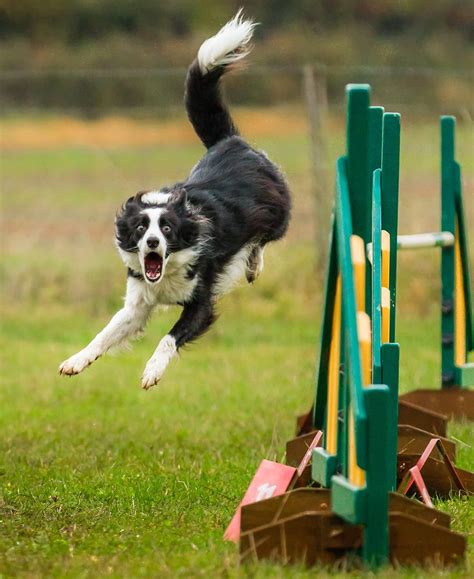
top-left (197, 9), bottom-right (257, 74)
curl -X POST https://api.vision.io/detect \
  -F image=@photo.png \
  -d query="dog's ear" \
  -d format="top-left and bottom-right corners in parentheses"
top-left (169, 187), bottom-right (187, 212)
top-left (117, 195), bottom-right (134, 218)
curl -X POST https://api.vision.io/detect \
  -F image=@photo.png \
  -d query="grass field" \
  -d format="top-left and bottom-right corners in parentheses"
top-left (1, 108), bottom-right (473, 577)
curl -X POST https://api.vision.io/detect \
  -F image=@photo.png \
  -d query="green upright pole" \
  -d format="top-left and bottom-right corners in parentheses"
top-left (363, 386), bottom-right (391, 567)
top-left (381, 113), bottom-right (401, 343)
top-left (381, 112), bottom-right (401, 489)
top-left (346, 85), bottom-right (371, 271)
top-left (440, 117), bottom-right (456, 388)
top-left (366, 106), bottom-right (384, 314)
top-left (372, 169), bottom-right (383, 384)
top-left (313, 217), bottom-right (339, 429)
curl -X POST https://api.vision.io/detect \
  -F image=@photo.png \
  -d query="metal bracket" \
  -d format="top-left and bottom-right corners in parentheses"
top-left (441, 299), bottom-right (454, 314)
top-left (442, 372), bottom-right (455, 386)
top-left (441, 333), bottom-right (454, 346)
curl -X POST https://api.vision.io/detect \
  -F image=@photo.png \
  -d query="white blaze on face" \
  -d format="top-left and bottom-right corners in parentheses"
top-left (141, 191), bottom-right (171, 205)
top-left (141, 208), bottom-right (167, 254)
top-left (139, 207), bottom-right (169, 283)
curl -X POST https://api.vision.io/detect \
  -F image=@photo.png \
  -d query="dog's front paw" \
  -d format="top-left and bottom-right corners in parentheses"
top-left (141, 356), bottom-right (169, 390)
top-left (141, 335), bottom-right (177, 390)
top-left (59, 351), bottom-right (97, 376)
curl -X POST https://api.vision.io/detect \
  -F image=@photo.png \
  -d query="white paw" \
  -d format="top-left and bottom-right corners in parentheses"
top-left (141, 357), bottom-right (168, 390)
top-left (59, 351), bottom-right (97, 376)
top-left (141, 335), bottom-right (177, 390)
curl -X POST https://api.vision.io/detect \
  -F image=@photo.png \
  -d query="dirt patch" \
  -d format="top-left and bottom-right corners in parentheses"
top-left (1, 108), bottom-right (307, 151)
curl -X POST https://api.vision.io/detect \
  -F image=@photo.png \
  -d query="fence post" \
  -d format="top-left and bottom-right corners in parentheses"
top-left (303, 64), bottom-right (329, 273)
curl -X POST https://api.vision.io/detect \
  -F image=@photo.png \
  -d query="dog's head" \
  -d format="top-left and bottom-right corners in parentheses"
top-left (115, 188), bottom-right (203, 284)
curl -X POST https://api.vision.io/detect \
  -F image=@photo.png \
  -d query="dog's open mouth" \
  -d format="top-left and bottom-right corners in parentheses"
top-left (144, 252), bottom-right (163, 282)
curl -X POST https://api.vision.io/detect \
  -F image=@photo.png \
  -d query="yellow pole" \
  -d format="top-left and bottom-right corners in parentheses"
top-left (326, 275), bottom-right (342, 455)
top-left (347, 237), bottom-right (372, 487)
top-left (348, 310), bottom-right (371, 487)
top-left (351, 235), bottom-right (366, 312)
top-left (454, 222), bottom-right (466, 366)
top-left (348, 411), bottom-right (364, 486)
top-left (357, 312), bottom-right (372, 386)
top-left (381, 287), bottom-right (391, 344)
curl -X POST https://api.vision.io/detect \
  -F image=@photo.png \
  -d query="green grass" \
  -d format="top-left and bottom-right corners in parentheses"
top-left (0, 303), bottom-right (473, 577)
top-left (0, 113), bottom-right (473, 576)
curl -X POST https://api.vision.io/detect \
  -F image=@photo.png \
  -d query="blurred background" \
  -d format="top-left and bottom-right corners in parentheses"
top-left (1, 0), bottom-right (473, 115)
top-left (1, 0), bottom-right (473, 317)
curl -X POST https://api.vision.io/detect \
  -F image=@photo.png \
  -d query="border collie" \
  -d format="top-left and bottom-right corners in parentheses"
top-left (59, 11), bottom-right (291, 389)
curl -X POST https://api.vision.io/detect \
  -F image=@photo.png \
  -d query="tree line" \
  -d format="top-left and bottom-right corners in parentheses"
top-left (1, 0), bottom-right (472, 44)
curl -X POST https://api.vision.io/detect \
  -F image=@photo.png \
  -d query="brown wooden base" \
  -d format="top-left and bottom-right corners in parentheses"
top-left (398, 399), bottom-right (448, 437)
top-left (296, 410), bottom-right (314, 436)
top-left (388, 492), bottom-right (451, 527)
top-left (389, 512), bottom-right (465, 567)
top-left (397, 454), bottom-right (474, 496)
top-left (296, 388), bottom-right (470, 441)
top-left (395, 423), bottom-right (474, 496)
top-left (288, 420), bottom-right (472, 500)
top-left (286, 430), bottom-right (321, 466)
top-left (295, 397), bottom-right (451, 445)
top-left (240, 489), bottom-right (362, 567)
top-left (397, 424), bottom-right (456, 460)
top-left (239, 489), bottom-right (466, 568)
top-left (399, 388), bottom-right (474, 420)
top-left (241, 488), bottom-right (331, 533)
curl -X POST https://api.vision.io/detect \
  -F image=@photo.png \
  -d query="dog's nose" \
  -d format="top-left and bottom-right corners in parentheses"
top-left (147, 237), bottom-right (159, 249)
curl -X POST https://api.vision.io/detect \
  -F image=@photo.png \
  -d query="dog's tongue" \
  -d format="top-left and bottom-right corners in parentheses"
top-left (144, 253), bottom-right (162, 281)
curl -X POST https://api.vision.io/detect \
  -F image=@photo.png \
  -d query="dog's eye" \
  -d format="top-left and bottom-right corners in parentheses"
top-left (137, 225), bottom-right (146, 233)
top-left (162, 225), bottom-right (171, 235)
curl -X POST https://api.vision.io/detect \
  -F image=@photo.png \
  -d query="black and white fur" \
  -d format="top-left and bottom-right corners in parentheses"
top-left (59, 11), bottom-right (291, 389)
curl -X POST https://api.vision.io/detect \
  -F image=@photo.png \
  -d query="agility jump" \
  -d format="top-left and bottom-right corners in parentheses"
top-left (231, 84), bottom-right (473, 569)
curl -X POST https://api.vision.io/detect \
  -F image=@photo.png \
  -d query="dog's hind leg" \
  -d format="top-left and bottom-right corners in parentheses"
top-left (59, 278), bottom-right (153, 376)
top-left (141, 292), bottom-right (216, 389)
top-left (246, 245), bottom-right (264, 284)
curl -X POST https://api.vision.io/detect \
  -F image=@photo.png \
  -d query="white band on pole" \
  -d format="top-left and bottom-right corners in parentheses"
top-left (397, 232), bottom-right (455, 250)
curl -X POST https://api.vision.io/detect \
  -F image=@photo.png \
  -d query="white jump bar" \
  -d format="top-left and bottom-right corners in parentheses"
top-left (366, 231), bottom-right (455, 264)
top-left (397, 232), bottom-right (455, 250)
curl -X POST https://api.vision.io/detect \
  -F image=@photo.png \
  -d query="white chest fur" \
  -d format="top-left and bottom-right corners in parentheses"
top-left (120, 244), bottom-right (253, 306)
top-left (152, 248), bottom-right (199, 305)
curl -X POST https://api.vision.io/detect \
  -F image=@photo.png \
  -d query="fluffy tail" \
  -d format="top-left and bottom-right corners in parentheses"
top-left (185, 10), bottom-right (257, 149)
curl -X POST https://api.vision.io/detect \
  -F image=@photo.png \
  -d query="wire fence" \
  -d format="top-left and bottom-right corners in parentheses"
top-left (1, 64), bottom-right (473, 118)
